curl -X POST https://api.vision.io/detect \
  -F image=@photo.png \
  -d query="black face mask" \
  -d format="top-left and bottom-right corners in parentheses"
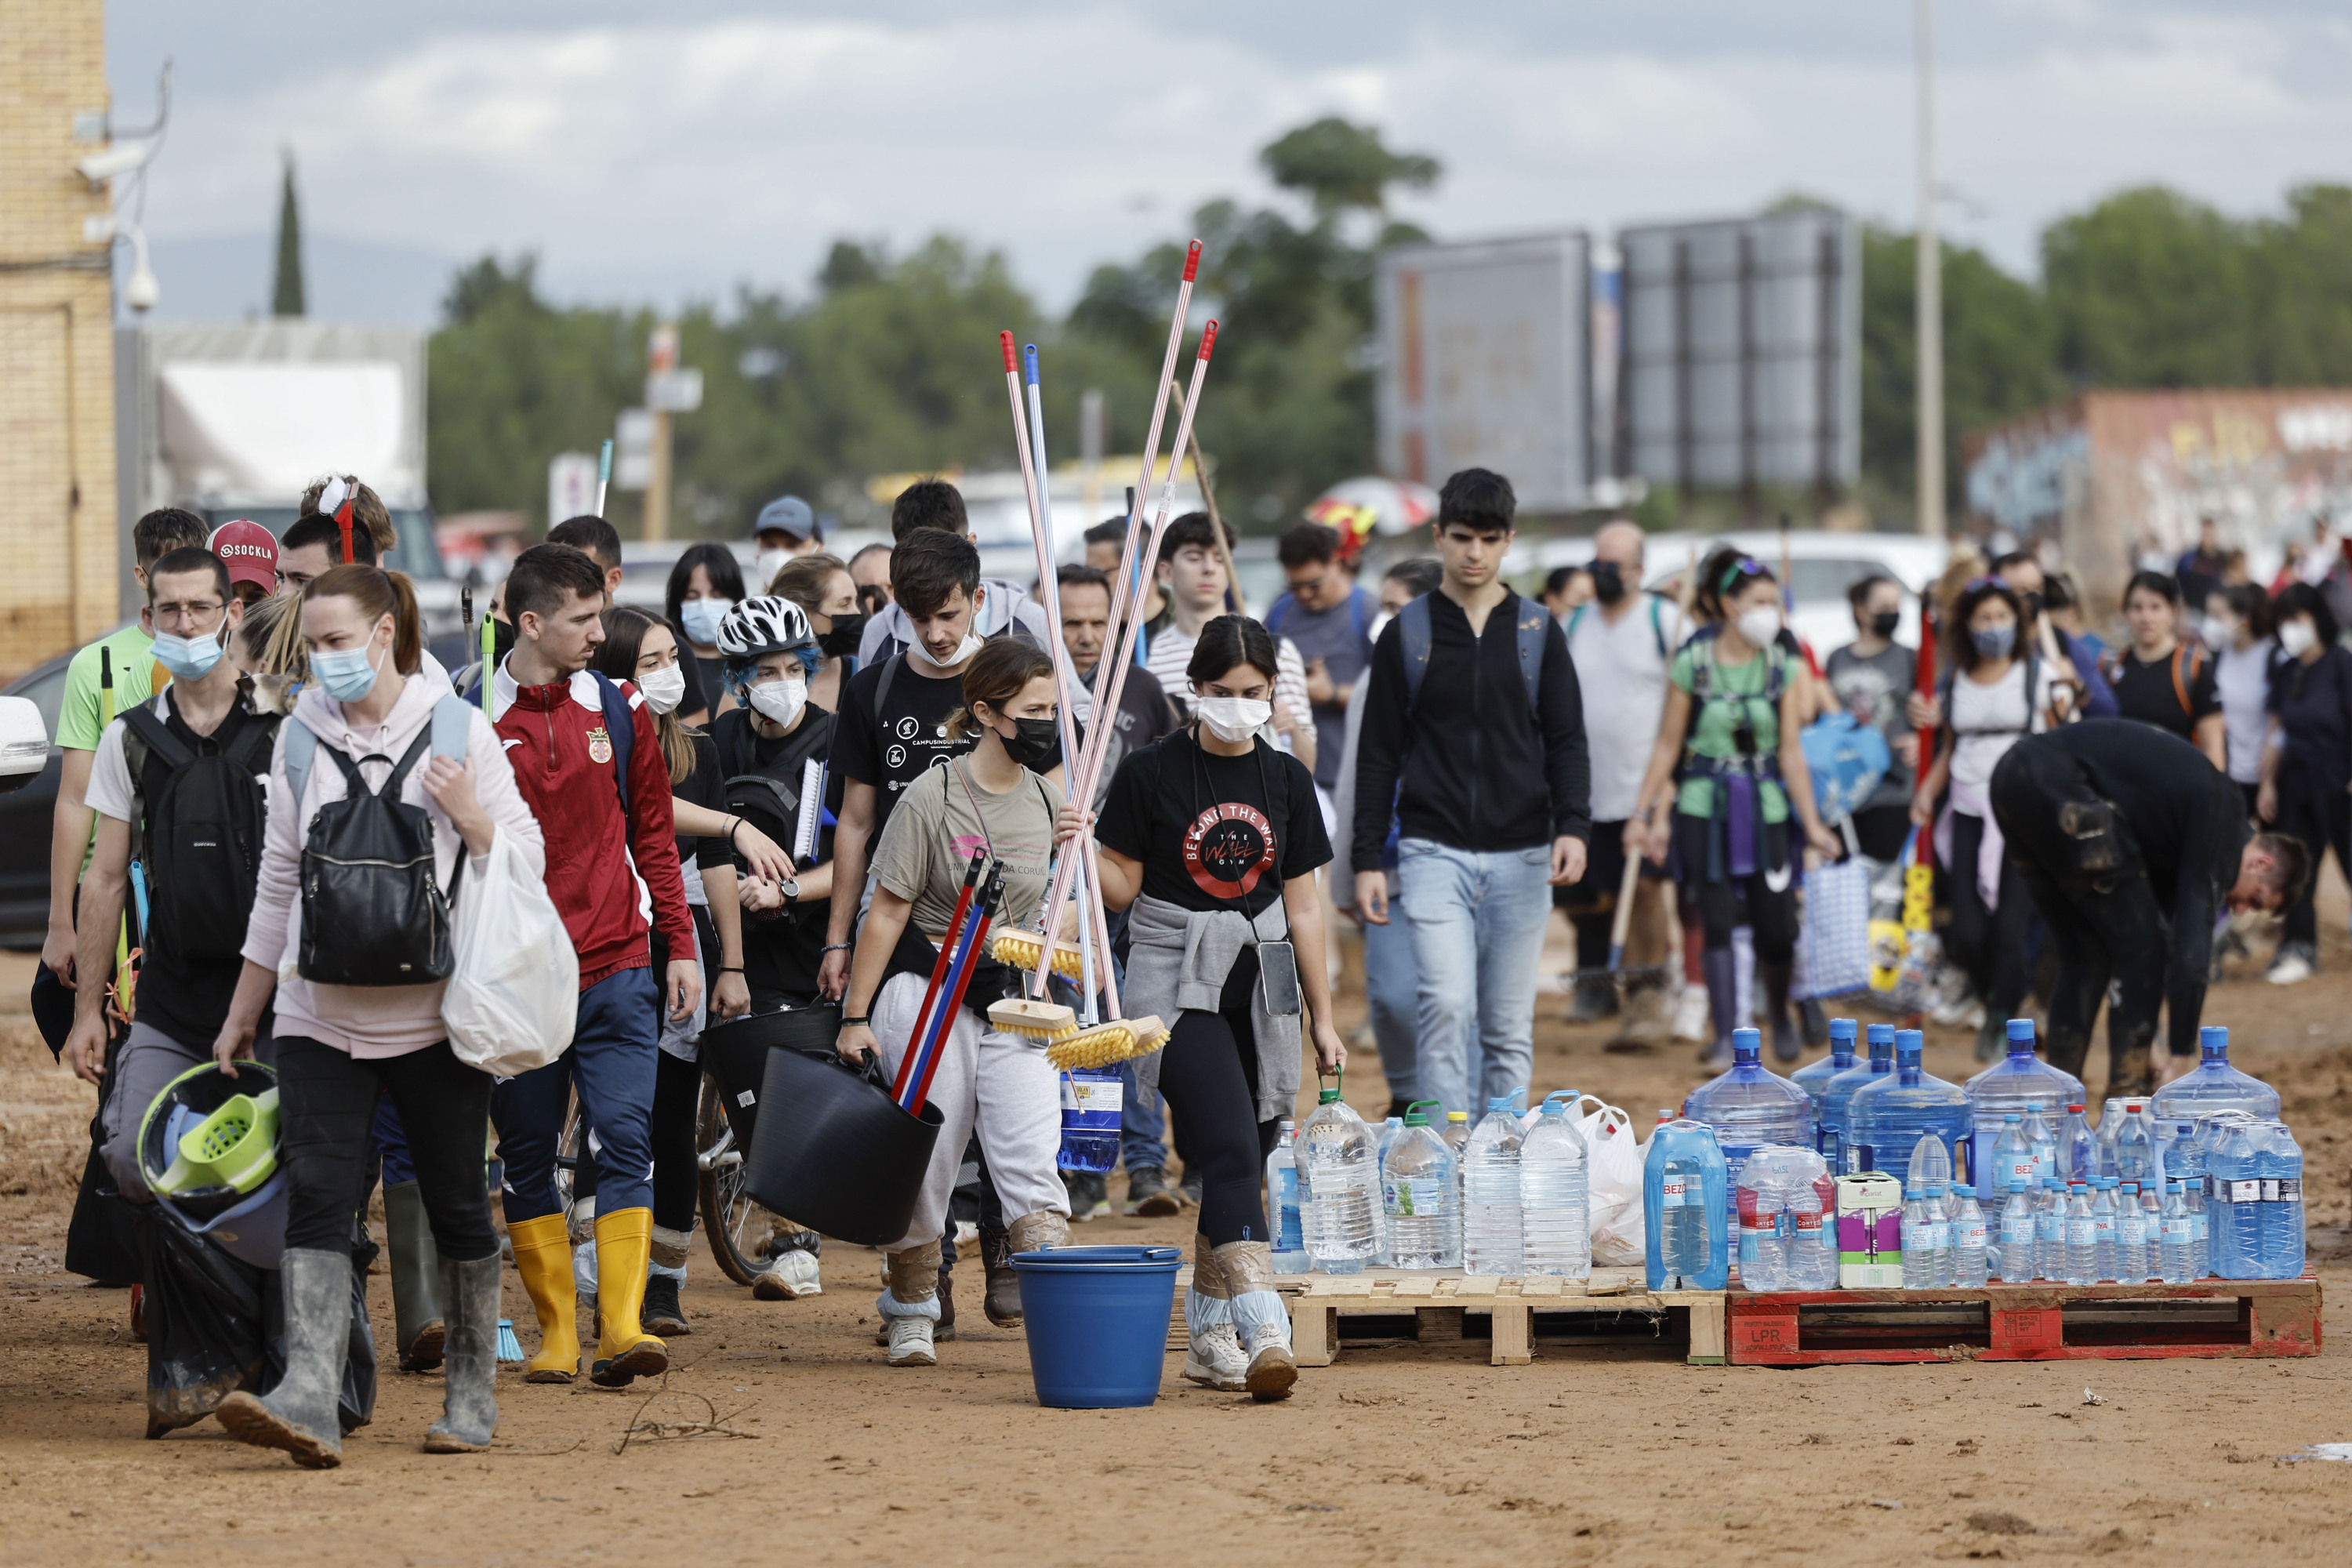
top-left (997, 716), bottom-right (1059, 769)
top-left (1590, 561), bottom-right (1628, 605)
top-left (1870, 609), bottom-right (1900, 639)
top-left (2020, 590), bottom-right (2045, 619)
top-left (485, 614), bottom-right (517, 666)
top-left (818, 612), bottom-right (866, 658)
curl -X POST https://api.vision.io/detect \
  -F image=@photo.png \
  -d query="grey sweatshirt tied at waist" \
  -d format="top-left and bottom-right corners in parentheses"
top-left (1120, 893), bottom-right (1299, 1124)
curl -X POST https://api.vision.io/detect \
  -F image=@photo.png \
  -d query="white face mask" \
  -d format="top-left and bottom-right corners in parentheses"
top-left (756, 548), bottom-right (791, 588)
top-left (1367, 610), bottom-right (1394, 646)
top-left (2201, 614), bottom-right (2235, 649)
top-left (2279, 618), bottom-right (2318, 657)
top-left (909, 631), bottom-right (983, 672)
top-left (1735, 606), bottom-right (1783, 649)
top-left (746, 673), bottom-right (808, 728)
top-left (1194, 695), bottom-right (1272, 742)
top-left (637, 662), bottom-right (688, 714)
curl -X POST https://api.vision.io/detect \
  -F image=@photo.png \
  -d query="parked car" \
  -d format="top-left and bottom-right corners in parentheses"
top-left (0, 646), bottom-right (73, 949)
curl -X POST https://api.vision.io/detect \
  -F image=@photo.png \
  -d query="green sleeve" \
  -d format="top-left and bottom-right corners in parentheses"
top-left (53, 645), bottom-right (104, 752)
top-left (1668, 646), bottom-right (1697, 695)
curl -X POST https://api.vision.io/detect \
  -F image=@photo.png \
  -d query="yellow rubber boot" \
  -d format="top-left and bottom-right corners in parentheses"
top-left (590, 1207), bottom-right (669, 1388)
top-left (507, 1214), bottom-right (581, 1383)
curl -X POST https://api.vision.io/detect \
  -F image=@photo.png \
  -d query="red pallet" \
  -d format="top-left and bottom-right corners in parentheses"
top-left (1728, 1272), bottom-right (2320, 1364)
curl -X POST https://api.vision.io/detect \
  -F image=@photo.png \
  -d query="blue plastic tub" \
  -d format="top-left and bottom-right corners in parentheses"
top-left (1010, 1246), bottom-right (1182, 1409)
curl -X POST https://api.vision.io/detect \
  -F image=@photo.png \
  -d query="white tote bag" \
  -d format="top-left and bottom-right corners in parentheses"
top-left (442, 827), bottom-right (578, 1077)
top-left (1573, 1097), bottom-right (1647, 1268)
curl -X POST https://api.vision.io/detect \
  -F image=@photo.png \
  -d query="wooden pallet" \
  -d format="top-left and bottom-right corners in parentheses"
top-left (1273, 1267), bottom-right (1728, 1367)
top-left (1728, 1272), bottom-right (2322, 1365)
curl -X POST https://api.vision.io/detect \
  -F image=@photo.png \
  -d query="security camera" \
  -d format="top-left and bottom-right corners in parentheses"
top-left (75, 140), bottom-right (155, 185)
top-left (0, 695), bottom-right (49, 795)
top-left (122, 225), bottom-right (160, 312)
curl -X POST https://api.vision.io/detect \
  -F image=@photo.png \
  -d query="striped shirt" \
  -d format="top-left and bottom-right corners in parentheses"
top-left (1145, 621), bottom-right (1313, 753)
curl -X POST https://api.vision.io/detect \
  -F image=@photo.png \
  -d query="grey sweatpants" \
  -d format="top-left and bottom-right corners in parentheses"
top-left (99, 1020), bottom-right (279, 1200)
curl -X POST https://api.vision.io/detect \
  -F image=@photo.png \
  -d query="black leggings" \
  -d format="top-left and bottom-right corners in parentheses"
top-left (277, 1036), bottom-right (497, 1261)
top-left (651, 1047), bottom-right (701, 1236)
top-left (1154, 963), bottom-right (1282, 1247)
top-left (2276, 767), bottom-right (2352, 951)
top-left (1675, 811), bottom-right (1798, 960)
top-left (1946, 811), bottom-right (2034, 1019)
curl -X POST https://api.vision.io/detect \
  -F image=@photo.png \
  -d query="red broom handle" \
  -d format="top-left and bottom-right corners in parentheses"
top-left (909, 874), bottom-right (1002, 1115)
top-left (891, 851), bottom-right (983, 1100)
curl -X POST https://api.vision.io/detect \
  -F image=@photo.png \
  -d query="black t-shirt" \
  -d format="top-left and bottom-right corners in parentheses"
top-left (829, 649), bottom-right (1062, 842)
top-left (1076, 662), bottom-right (1179, 810)
top-left (2270, 644), bottom-right (2352, 792)
top-left (1096, 728), bottom-right (1330, 916)
top-left (2108, 645), bottom-right (2220, 739)
top-left (131, 697), bottom-right (274, 1049)
top-left (674, 731), bottom-right (727, 868)
top-left (691, 655), bottom-right (725, 718)
top-left (713, 706), bottom-right (842, 1003)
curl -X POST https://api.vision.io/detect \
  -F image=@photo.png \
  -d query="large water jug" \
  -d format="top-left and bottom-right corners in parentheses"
top-left (1643, 1119), bottom-right (1729, 1290)
top-left (1817, 1023), bottom-right (1895, 1173)
top-left (1461, 1091), bottom-right (1527, 1276)
top-left (1519, 1092), bottom-right (1591, 1279)
top-left (1685, 1028), bottom-right (1813, 1231)
top-left (1266, 1120), bottom-right (1308, 1272)
top-left (1381, 1101), bottom-right (1460, 1269)
top-left (1963, 1018), bottom-right (2085, 1212)
top-left (1791, 1017), bottom-right (1858, 1116)
top-left (1846, 1029), bottom-right (1969, 1183)
top-left (2152, 1026), bottom-right (2281, 1123)
top-left (1300, 1086), bottom-right (1378, 1269)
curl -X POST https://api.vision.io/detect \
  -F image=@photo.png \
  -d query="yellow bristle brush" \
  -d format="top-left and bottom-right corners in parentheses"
top-left (1047, 1014), bottom-right (1169, 1071)
top-left (989, 927), bottom-right (1088, 981)
top-left (988, 996), bottom-right (1079, 1043)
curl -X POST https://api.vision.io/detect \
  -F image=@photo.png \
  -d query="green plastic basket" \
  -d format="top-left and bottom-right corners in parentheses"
top-left (156, 1087), bottom-right (280, 1196)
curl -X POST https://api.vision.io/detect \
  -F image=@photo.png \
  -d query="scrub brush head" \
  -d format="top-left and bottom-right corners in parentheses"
top-left (1047, 1014), bottom-right (1170, 1070)
top-left (987, 996), bottom-right (1079, 1042)
top-left (989, 927), bottom-right (1087, 981)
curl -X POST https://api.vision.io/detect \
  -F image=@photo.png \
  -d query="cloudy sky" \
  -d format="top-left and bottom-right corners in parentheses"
top-left (103, 0), bottom-right (2352, 327)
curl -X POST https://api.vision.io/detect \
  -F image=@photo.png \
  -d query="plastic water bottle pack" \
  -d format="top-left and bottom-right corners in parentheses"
top-left (1735, 1145), bottom-right (1835, 1290)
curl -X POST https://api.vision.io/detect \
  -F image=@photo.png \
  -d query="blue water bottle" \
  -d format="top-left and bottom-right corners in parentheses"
top-left (1056, 1067), bottom-right (1121, 1174)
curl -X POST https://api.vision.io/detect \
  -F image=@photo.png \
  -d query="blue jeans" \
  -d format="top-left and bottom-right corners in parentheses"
top-left (1117, 1058), bottom-right (1167, 1172)
top-left (493, 965), bottom-right (661, 1222)
top-left (1396, 839), bottom-right (1553, 1116)
top-left (1363, 902), bottom-right (1421, 1106)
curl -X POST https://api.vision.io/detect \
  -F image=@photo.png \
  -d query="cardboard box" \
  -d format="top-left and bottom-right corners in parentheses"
top-left (1836, 1172), bottom-right (1904, 1289)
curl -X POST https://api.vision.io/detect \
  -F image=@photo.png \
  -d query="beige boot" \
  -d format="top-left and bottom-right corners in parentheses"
top-left (1181, 1236), bottom-right (1248, 1392)
top-left (880, 1242), bottom-right (942, 1367)
top-left (1005, 1209), bottom-right (1069, 1254)
top-left (1214, 1240), bottom-right (1296, 1401)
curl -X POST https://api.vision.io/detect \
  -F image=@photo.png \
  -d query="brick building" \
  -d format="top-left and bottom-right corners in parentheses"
top-left (0, 0), bottom-right (118, 679)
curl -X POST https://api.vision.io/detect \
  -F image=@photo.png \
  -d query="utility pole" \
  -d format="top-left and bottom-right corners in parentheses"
top-left (1915, 0), bottom-right (1946, 539)
top-left (645, 324), bottom-right (677, 542)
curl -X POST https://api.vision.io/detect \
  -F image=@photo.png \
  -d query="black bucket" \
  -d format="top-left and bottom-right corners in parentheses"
top-left (699, 1004), bottom-right (842, 1149)
top-left (743, 1039), bottom-right (942, 1247)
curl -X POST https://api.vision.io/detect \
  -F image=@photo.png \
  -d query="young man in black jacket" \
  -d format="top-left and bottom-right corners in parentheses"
top-left (1350, 469), bottom-right (1591, 1115)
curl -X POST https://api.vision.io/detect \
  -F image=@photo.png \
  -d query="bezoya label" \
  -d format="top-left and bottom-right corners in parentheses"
top-left (1061, 1078), bottom-right (1123, 1115)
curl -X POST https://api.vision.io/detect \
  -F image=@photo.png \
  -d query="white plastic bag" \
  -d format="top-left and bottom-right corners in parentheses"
top-left (442, 827), bottom-right (578, 1077)
top-left (1577, 1097), bottom-right (1646, 1267)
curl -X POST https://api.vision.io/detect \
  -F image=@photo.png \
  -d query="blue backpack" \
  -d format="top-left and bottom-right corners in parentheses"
top-left (1799, 711), bottom-right (1893, 827)
top-left (1396, 592), bottom-right (1548, 717)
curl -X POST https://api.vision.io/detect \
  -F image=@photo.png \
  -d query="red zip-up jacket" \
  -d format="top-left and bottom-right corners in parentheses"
top-left (494, 667), bottom-right (694, 990)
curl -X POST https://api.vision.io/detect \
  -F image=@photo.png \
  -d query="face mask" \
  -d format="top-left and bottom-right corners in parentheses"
top-left (2020, 590), bottom-right (2045, 619)
top-left (994, 714), bottom-right (1059, 769)
top-left (1869, 609), bottom-right (1901, 640)
top-left (1971, 625), bottom-right (2017, 660)
top-left (1195, 695), bottom-right (1272, 742)
top-left (756, 549), bottom-right (790, 588)
top-left (151, 629), bottom-right (223, 681)
top-left (1367, 610), bottom-right (1393, 645)
top-left (637, 662), bottom-right (687, 714)
top-left (679, 597), bottom-right (733, 648)
top-left (314, 638), bottom-right (387, 703)
top-left (1590, 561), bottom-right (1627, 605)
top-left (2201, 614), bottom-right (2235, 648)
top-left (911, 631), bottom-right (983, 671)
top-left (2280, 619), bottom-right (2319, 657)
top-left (1734, 607), bottom-right (1781, 649)
top-left (746, 674), bottom-right (807, 728)
top-left (818, 612), bottom-right (867, 658)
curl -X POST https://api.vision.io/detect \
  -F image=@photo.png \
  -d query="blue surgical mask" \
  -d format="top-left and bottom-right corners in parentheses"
top-left (1971, 626), bottom-right (2016, 659)
top-left (679, 597), bottom-right (733, 647)
top-left (312, 641), bottom-right (386, 703)
top-left (151, 630), bottom-right (223, 681)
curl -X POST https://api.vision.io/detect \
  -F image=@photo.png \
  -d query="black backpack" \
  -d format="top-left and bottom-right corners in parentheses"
top-left (716, 706), bottom-right (835, 887)
top-left (293, 723), bottom-right (464, 987)
top-left (121, 702), bottom-right (278, 963)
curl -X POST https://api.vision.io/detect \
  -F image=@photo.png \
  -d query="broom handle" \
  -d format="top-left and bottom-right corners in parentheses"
top-left (891, 853), bottom-right (982, 1101)
top-left (1028, 324), bottom-right (1218, 998)
top-left (595, 437), bottom-right (612, 518)
top-left (1096, 242), bottom-right (1201, 662)
top-left (900, 881), bottom-right (984, 1112)
top-left (909, 877), bottom-right (1000, 1115)
top-left (1604, 848), bottom-right (1642, 973)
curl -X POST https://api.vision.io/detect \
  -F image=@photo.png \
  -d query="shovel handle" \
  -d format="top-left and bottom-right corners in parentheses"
top-left (1603, 845), bottom-right (1642, 973)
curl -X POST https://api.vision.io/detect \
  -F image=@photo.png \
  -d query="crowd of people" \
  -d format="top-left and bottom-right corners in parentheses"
top-left (31, 462), bottom-right (2328, 1465)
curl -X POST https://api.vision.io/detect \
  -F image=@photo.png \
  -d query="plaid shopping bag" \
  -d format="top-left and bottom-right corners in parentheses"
top-left (1803, 853), bottom-right (1873, 999)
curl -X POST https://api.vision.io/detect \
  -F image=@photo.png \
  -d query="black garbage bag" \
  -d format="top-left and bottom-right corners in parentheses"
top-left (140, 1204), bottom-right (265, 1439)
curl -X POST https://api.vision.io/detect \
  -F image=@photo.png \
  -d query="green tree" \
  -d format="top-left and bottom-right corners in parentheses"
top-left (2250, 183), bottom-right (2352, 385)
top-left (271, 151), bottom-right (304, 318)
top-left (2043, 187), bottom-right (2256, 387)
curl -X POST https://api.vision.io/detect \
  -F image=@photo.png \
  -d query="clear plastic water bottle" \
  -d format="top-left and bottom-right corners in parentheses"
top-left (1461, 1093), bottom-right (1526, 1276)
top-left (2094, 1100), bottom-right (2125, 1181)
top-left (1951, 1185), bottom-right (1989, 1287)
top-left (1646, 1119), bottom-right (1729, 1290)
top-left (2064, 1183), bottom-right (2097, 1286)
top-left (2038, 1178), bottom-right (2068, 1282)
top-left (1847, 1029), bottom-right (1969, 1183)
top-left (2180, 1163), bottom-right (2210, 1279)
top-left (1372, 1116), bottom-right (1405, 1265)
top-left (1381, 1102), bottom-right (1460, 1269)
top-left (2209, 1119), bottom-right (2261, 1279)
top-left (1998, 1180), bottom-right (2036, 1283)
top-left (1266, 1121), bottom-right (1308, 1272)
top-left (1519, 1092), bottom-right (1591, 1279)
top-left (1986, 1114), bottom-right (2034, 1261)
top-left (2021, 1103), bottom-right (2059, 1189)
top-left (2057, 1103), bottom-right (2097, 1185)
top-left (2262, 1120), bottom-right (2305, 1280)
top-left (2112, 1104), bottom-right (2157, 1192)
top-left (1737, 1169), bottom-right (1781, 1290)
top-left (2152, 1026), bottom-right (2281, 1123)
top-left (1901, 1188), bottom-right (1935, 1290)
top-left (2090, 1178), bottom-right (2119, 1281)
top-left (1791, 1016), bottom-right (1859, 1116)
top-left (1924, 1184), bottom-right (1955, 1286)
top-left (2114, 1182), bottom-right (2147, 1283)
top-left (1784, 1152), bottom-right (1837, 1290)
top-left (1442, 1110), bottom-right (1472, 1209)
top-left (1817, 1022), bottom-right (1896, 1173)
top-left (2158, 1181), bottom-right (2194, 1285)
top-left (1685, 1029), bottom-right (1814, 1233)
top-left (1962, 1018), bottom-right (2087, 1198)
top-left (1301, 1087), bottom-right (1378, 1270)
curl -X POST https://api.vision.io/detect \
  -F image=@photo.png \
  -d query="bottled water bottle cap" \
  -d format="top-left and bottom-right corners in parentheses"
top-left (1448, 1111), bottom-right (1468, 1123)
top-left (1829, 1017), bottom-right (1857, 1043)
top-left (1403, 1099), bottom-right (1440, 1127)
top-left (1732, 1027), bottom-right (1761, 1060)
top-left (1954, 1184), bottom-right (1974, 1197)
top-left (1894, 1028), bottom-right (1924, 1061)
top-left (2166, 1181), bottom-right (2182, 1192)
top-left (2200, 1025), bottom-right (2228, 1055)
top-left (2004, 1113), bottom-right (2021, 1123)
top-left (2006, 1018), bottom-right (2036, 1044)
top-left (2008, 1179), bottom-right (2027, 1192)
top-left (1317, 1087), bottom-right (1341, 1105)
top-left (1867, 1022), bottom-right (1895, 1046)
top-left (2067, 1102), bottom-right (2085, 1112)
top-left (2125, 1102), bottom-right (2143, 1112)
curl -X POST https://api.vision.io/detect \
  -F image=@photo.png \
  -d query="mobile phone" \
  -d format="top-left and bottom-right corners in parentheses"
top-left (1256, 940), bottom-right (1302, 1017)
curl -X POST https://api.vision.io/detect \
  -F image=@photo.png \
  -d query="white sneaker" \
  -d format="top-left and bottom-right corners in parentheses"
top-left (1238, 1323), bottom-right (1296, 1400)
top-left (1671, 983), bottom-right (1711, 1044)
top-left (2268, 953), bottom-right (2314, 986)
top-left (886, 1315), bottom-right (936, 1367)
top-left (752, 1247), bottom-right (822, 1301)
top-left (1181, 1322), bottom-right (1250, 1392)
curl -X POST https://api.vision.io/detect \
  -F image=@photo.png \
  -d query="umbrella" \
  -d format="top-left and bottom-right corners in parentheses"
top-left (1305, 476), bottom-right (1442, 557)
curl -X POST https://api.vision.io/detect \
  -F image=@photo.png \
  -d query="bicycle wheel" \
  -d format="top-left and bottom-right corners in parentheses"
top-left (696, 1074), bottom-right (766, 1285)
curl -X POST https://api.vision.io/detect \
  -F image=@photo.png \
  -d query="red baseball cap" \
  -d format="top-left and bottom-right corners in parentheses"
top-left (209, 519), bottom-right (280, 593)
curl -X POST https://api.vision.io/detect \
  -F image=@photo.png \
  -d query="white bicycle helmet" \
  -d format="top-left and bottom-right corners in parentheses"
top-left (716, 595), bottom-right (817, 663)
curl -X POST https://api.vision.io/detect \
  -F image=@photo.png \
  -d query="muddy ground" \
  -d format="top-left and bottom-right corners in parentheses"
top-left (6, 892), bottom-right (2352, 1566)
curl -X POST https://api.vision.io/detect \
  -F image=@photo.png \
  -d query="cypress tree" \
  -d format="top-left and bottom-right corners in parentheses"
top-left (272, 151), bottom-right (305, 318)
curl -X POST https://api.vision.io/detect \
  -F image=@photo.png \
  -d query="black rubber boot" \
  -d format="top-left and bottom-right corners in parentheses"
top-left (385, 1180), bottom-right (444, 1372)
top-left (216, 1247), bottom-right (350, 1468)
top-left (423, 1254), bottom-right (500, 1453)
top-left (1700, 949), bottom-right (1739, 1067)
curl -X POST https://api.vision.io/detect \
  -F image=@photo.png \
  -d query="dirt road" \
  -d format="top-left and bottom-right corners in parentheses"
top-left (5, 938), bottom-right (2350, 1565)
